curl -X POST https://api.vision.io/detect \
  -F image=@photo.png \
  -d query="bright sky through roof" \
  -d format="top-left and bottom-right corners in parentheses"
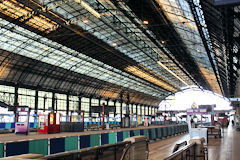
top-left (158, 87), bottom-right (232, 111)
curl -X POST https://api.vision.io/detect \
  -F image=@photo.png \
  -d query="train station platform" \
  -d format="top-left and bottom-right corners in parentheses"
top-left (0, 124), bottom-right (188, 158)
top-left (149, 125), bottom-right (239, 160)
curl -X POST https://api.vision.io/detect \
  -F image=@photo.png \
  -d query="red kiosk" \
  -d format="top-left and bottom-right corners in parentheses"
top-left (38, 112), bottom-right (61, 134)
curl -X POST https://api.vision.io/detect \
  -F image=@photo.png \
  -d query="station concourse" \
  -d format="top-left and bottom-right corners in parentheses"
top-left (0, 0), bottom-right (239, 159)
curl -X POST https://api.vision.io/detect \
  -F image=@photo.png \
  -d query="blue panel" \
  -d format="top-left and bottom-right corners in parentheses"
top-left (140, 129), bottom-right (144, 135)
top-left (29, 123), bottom-right (34, 128)
top-left (6, 141), bottom-right (29, 156)
top-left (101, 133), bottom-right (109, 145)
top-left (130, 130), bottom-right (134, 137)
top-left (155, 128), bottom-right (159, 138)
top-left (0, 123), bottom-right (5, 129)
top-left (11, 123), bottom-right (15, 128)
top-left (80, 135), bottom-right (90, 149)
top-left (117, 132), bottom-right (123, 142)
top-left (50, 138), bottom-right (65, 154)
top-left (148, 129), bottom-right (152, 140)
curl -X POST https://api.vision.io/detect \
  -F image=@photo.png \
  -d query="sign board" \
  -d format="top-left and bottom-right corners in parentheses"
top-left (90, 105), bottom-right (116, 113)
top-left (229, 97), bottom-right (240, 102)
top-left (214, 0), bottom-right (240, 6)
top-left (186, 108), bottom-right (207, 115)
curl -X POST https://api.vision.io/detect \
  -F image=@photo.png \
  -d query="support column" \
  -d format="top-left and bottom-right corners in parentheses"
top-left (34, 90), bottom-right (38, 123)
top-left (14, 86), bottom-right (18, 123)
top-left (98, 98), bottom-right (101, 118)
top-left (136, 104), bottom-right (138, 117)
top-left (14, 86), bottom-right (18, 106)
top-left (144, 105), bottom-right (146, 117)
top-left (120, 101), bottom-right (123, 122)
top-left (148, 106), bottom-right (150, 116)
top-left (78, 96), bottom-right (81, 113)
top-left (131, 104), bottom-right (133, 115)
top-left (52, 92), bottom-right (55, 111)
top-left (114, 100), bottom-right (116, 117)
top-left (66, 94), bottom-right (69, 122)
top-left (89, 97), bottom-right (92, 118)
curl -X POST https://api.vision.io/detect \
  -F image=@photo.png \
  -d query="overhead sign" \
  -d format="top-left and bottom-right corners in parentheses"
top-left (90, 105), bottom-right (116, 113)
top-left (214, 0), bottom-right (240, 6)
top-left (186, 108), bottom-right (207, 115)
top-left (229, 97), bottom-right (240, 102)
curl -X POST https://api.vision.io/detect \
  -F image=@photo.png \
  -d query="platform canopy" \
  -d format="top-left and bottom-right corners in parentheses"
top-left (0, 0), bottom-right (238, 106)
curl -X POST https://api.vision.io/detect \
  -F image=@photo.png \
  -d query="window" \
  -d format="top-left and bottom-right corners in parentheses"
top-left (18, 88), bottom-right (35, 108)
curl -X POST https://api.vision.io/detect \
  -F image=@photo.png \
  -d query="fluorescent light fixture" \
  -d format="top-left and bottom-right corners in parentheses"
top-left (112, 42), bottom-right (117, 47)
top-left (75, 0), bottom-right (101, 18)
top-left (143, 20), bottom-right (149, 25)
top-left (157, 61), bottom-right (190, 87)
top-left (82, 19), bottom-right (88, 23)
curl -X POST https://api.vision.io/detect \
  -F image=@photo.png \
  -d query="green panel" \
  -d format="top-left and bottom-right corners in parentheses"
top-left (123, 131), bottom-right (130, 140)
top-left (167, 127), bottom-right (171, 136)
top-left (90, 134), bottom-right (100, 147)
top-left (151, 129), bottom-right (156, 139)
top-left (5, 123), bottom-right (11, 129)
top-left (172, 126), bottom-right (175, 135)
top-left (158, 128), bottom-right (162, 138)
top-left (134, 130), bottom-right (140, 136)
top-left (65, 136), bottom-right (78, 151)
top-left (109, 132), bottom-right (116, 144)
top-left (163, 127), bottom-right (167, 137)
top-left (29, 139), bottom-right (48, 155)
top-left (144, 129), bottom-right (148, 139)
top-left (0, 143), bottom-right (3, 158)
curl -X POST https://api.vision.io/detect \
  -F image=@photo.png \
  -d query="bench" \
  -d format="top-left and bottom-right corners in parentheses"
top-left (109, 123), bottom-right (119, 129)
top-left (87, 124), bottom-right (100, 131)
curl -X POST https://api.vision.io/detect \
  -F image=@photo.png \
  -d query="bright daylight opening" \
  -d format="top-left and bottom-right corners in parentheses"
top-left (158, 86), bottom-right (232, 111)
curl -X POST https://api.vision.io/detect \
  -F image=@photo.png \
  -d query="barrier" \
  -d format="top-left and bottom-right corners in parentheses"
top-left (117, 132), bottom-right (123, 142)
top-left (0, 143), bottom-right (3, 158)
top-left (90, 134), bottom-right (100, 147)
top-left (29, 139), bottom-right (48, 155)
top-left (65, 136), bottom-right (78, 152)
top-left (80, 135), bottom-right (90, 149)
top-left (109, 132), bottom-right (117, 144)
top-left (0, 124), bottom-right (188, 158)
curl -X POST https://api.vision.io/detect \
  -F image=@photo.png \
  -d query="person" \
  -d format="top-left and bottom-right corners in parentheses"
top-left (232, 119), bottom-right (235, 126)
top-left (191, 118), bottom-right (195, 128)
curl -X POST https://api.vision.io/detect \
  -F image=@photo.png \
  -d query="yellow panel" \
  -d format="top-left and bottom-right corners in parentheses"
top-left (125, 65), bottom-right (177, 92)
top-left (199, 67), bottom-right (222, 95)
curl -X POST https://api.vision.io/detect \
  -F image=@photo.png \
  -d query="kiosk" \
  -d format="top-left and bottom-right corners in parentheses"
top-left (38, 112), bottom-right (61, 134)
top-left (15, 106), bottom-right (30, 135)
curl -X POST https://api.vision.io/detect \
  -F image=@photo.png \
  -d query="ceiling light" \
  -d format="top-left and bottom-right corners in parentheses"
top-left (197, 49), bottom-right (201, 53)
top-left (143, 20), bottom-right (149, 25)
top-left (157, 61), bottom-right (190, 88)
top-left (161, 40), bottom-right (166, 44)
top-left (75, 0), bottom-right (101, 18)
top-left (112, 42), bottom-right (117, 47)
top-left (82, 19), bottom-right (88, 23)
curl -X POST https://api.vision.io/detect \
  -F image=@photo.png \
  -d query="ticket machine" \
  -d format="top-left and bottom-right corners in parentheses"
top-left (38, 112), bottom-right (61, 134)
top-left (15, 106), bottom-right (30, 135)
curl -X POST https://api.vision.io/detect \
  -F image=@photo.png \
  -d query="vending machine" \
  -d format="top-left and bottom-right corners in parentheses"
top-left (38, 112), bottom-right (61, 134)
top-left (15, 106), bottom-right (30, 135)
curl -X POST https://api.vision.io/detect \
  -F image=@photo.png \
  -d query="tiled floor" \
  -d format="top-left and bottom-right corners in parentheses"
top-left (148, 125), bottom-right (240, 160)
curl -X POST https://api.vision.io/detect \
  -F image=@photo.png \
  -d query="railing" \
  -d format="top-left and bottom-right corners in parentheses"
top-left (164, 142), bottom-right (208, 160)
top-left (42, 141), bottom-right (130, 160)
top-left (121, 136), bottom-right (149, 160)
